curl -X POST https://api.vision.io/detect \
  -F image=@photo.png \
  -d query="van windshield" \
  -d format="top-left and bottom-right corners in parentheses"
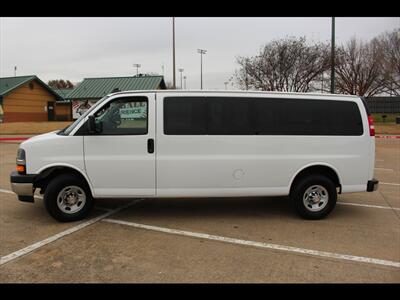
top-left (59, 96), bottom-right (110, 135)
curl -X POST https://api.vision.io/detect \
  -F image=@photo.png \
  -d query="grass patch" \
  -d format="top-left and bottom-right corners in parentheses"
top-left (372, 113), bottom-right (399, 123)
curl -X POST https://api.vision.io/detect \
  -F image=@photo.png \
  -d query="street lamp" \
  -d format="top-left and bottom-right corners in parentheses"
top-left (133, 64), bottom-right (141, 76)
top-left (178, 68), bottom-right (184, 89)
top-left (228, 76), bottom-right (234, 88)
top-left (197, 49), bottom-right (207, 90)
top-left (172, 17), bottom-right (176, 89)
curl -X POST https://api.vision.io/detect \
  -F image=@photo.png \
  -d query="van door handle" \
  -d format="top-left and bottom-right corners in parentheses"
top-left (147, 138), bottom-right (154, 154)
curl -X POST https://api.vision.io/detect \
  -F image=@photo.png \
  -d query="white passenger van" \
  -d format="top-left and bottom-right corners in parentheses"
top-left (10, 91), bottom-right (378, 222)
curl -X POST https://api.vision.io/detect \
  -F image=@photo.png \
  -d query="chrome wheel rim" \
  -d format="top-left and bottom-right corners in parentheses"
top-left (303, 185), bottom-right (329, 212)
top-left (57, 186), bottom-right (86, 214)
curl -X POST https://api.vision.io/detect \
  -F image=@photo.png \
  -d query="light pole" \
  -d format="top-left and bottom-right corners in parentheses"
top-left (321, 73), bottom-right (324, 93)
top-left (178, 68), bottom-right (184, 89)
top-left (133, 64), bottom-right (141, 76)
top-left (197, 49), bottom-right (207, 90)
top-left (245, 59), bottom-right (249, 91)
top-left (330, 17), bottom-right (335, 94)
top-left (172, 17), bottom-right (176, 89)
top-left (183, 76), bottom-right (187, 89)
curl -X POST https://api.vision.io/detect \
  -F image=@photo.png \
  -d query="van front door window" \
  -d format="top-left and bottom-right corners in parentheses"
top-left (94, 97), bottom-right (148, 135)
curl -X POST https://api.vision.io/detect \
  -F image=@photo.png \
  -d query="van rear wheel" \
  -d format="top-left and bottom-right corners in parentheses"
top-left (44, 174), bottom-right (93, 222)
top-left (291, 174), bottom-right (337, 220)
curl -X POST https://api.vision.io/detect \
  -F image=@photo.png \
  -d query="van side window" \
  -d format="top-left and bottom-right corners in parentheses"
top-left (207, 97), bottom-right (253, 135)
top-left (164, 96), bottom-right (363, 136)
top-left (94, 96), bottom-right (148, 135)
top-left (164, 97), bottom-right (207, 135)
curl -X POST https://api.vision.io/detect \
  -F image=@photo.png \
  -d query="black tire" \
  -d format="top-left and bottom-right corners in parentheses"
top-left (43, 173), bottom-right (93, 222)
top-left (290, 174), bottom-right (337, 220)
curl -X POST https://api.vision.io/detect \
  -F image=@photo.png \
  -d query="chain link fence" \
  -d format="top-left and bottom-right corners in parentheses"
top-left (365, 97), bottom-right (400, 114)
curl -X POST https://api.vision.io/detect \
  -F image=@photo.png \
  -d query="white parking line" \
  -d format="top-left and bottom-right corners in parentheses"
top-left (0, 188), bottom-right (14, 195)
top-left (381, 182), bottom-right (400, 186)
top-left (374, 168), bottom-right (394, 172)
top-left (0, 199), bottom-right (141, 266)
top-left (0, 188), bottom-right (42, 200)
top-left (103, 218), bottom-right (400, 269)
top-left (337, 201), bottom-right (400, 211)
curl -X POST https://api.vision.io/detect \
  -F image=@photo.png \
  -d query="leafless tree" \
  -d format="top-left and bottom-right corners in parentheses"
top-left (373, 29), bottom-right (400, 96)
top-left (234, 37), bottom-right (331, 92)
top-left (334, 37), bottom-right (387, 97)
top-left (48, 79), bottom-right (74, 89)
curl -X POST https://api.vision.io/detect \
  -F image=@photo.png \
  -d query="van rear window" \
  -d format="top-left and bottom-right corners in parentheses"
top-left (254, 98), bottom-right (363, 136)
top-left (164, 97), bottom-right (363, 136)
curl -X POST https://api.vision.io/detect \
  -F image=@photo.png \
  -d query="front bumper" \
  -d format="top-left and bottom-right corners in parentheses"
top-left (367, 178), bottom-right (379, 192)
top-left (10, 171), bottom-right (36, 202)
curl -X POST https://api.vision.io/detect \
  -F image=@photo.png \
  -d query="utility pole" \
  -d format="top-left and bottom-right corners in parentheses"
top-left (183, 76), bottom-right (187, 89)
top-left (172, 17), bottom-right (176, 89)
top-left (178, 68), bottom-right (184, 89)
top-left (133, 64), bottom-right (141, 76)
top-left (330, 17), bottom-right (335, 94)
top-left (197, 49), bottom-right (207, 90)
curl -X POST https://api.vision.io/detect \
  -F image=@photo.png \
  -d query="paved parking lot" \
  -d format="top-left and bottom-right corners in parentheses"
top-left (0, 139), bottom-right (399, 283)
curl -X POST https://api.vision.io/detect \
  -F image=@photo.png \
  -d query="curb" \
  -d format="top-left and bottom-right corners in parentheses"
top-left (376, 135), bottom-right (400, 139)
top-left (0, 137), bottom-right (29, 141)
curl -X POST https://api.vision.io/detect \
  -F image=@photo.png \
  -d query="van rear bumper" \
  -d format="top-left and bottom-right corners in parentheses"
top-left (10, 171), bottom-right (36, 202)
top-left (367, 178), bottom-right (379, 192)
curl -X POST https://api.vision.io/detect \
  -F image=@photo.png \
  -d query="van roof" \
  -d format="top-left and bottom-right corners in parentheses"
top-left (108, 89), bottom-right (360, 99)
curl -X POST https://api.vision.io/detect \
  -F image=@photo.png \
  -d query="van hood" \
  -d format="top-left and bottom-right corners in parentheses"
top-left (21, 131), bottom-right (59, 146)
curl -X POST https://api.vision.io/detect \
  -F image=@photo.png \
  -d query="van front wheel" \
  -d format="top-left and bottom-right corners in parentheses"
top-left (44, 174), bottom-right (93, 222)
top-left (291, 175), bottom-right (337, 220)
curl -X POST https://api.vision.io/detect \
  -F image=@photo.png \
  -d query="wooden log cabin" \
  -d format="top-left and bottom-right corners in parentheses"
top-left (0, 75), bottom-right (67, 122)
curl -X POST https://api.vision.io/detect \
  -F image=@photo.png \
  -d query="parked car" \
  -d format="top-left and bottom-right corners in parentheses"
top-left (10, 90), bottom-right (379, 221)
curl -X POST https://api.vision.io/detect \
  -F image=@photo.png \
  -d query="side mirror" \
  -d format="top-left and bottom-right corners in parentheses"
top-left (87, 115), bottom-right (101, 134)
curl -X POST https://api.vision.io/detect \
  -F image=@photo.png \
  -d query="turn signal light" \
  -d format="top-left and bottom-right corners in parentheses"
top-left (17, 165), bottom-right (25, 174)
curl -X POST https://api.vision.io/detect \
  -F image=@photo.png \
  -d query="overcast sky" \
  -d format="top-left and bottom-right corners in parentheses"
top-left (1, 17), bottom-right (399, 90)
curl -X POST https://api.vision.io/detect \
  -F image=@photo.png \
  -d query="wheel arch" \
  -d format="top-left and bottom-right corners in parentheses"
top-left (34, 164), bottom-right (94, 197)
top-left (289, 163), bottom-right (342, 196)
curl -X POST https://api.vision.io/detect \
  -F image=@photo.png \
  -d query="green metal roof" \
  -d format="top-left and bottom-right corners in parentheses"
top-left (52, 88), bottom-right (74, 100)
top-left (66, 75), bottom-right (166, 100)
top-left (0, 75), bottom-right (36, 96)
top-left (0, 75), bottom-right (62, 100)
